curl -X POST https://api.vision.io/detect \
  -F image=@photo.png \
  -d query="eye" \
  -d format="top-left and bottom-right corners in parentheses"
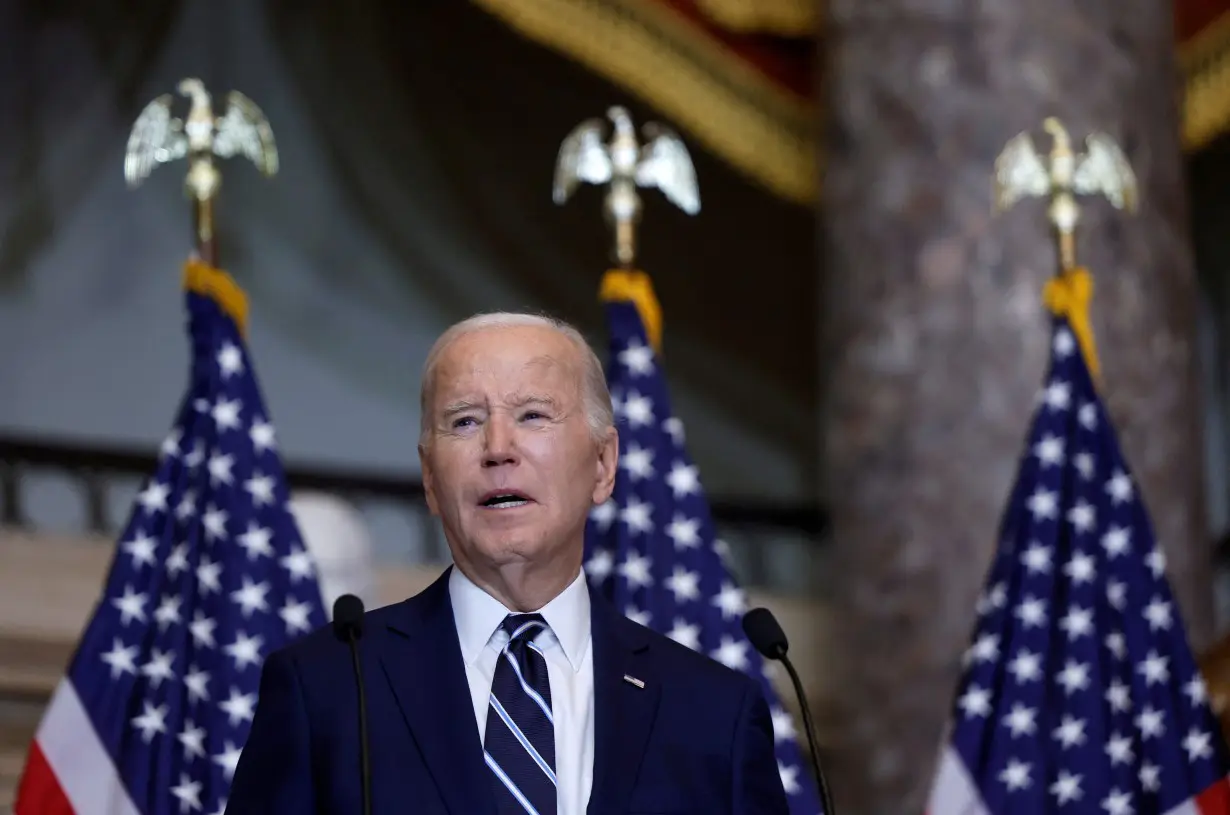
top-left (451, 416), bottom-right (477, 429)
top-left (521, 411), bottom-right (547, 422)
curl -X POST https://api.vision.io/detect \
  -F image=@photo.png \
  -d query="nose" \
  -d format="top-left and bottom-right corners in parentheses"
top-left (481, 414), bottom-right (519, 468)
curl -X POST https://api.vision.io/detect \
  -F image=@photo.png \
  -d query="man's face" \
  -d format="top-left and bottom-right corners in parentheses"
top-left (419, 324), bottom-right (617, 579)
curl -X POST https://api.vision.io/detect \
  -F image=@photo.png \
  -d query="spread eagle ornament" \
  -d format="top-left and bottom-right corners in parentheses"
top-left (124, 78), bottom-right (278, 265)
top-left (993, 117), bottom-right (1138, 271)
top-left (553, 105), bottom-right (700, 267)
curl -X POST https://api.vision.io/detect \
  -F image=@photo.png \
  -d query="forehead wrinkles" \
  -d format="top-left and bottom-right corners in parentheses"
top-left (433, 350), bottom-right (580, 409)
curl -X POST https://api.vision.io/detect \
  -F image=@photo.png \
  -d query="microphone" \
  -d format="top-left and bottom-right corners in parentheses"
top-left (743, 607), bottom-right (837, 815)
top-left (333, 594), bottom-right (371, 815)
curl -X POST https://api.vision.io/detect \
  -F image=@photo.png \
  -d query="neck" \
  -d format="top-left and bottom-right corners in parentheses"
top-left (456, 555), bottom-right (582, 612)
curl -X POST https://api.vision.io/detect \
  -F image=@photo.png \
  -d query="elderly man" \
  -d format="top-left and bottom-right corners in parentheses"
top-left (226, 313), bottom-right (789, 814)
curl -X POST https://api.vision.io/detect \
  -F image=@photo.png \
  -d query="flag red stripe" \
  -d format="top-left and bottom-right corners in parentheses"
top-left (1195, 776), bottom-right (1230, 814)
top-left (13, 740), bottom-right (76, 815)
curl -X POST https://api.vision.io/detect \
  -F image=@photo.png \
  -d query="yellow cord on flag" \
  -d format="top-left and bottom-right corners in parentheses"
top-left (600, 268), bottom-right (663, 354)
top-left (183, 258), bottom-right (249, 337)
top-left (1042, 267), bottom-right (1100, 382)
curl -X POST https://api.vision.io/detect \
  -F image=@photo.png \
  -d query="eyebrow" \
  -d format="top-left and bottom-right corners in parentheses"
top-left (441, 400), bottom-right (483, 419)
top-left (509, 394), bottom-right (559, 409)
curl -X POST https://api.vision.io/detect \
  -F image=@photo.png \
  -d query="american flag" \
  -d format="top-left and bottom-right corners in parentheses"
top-left (582, 284), bottom-right (825, 815)
top-left (924, 314), bottom-right (1230, 814)
top-left (14, 260), bottom-right (327, 815)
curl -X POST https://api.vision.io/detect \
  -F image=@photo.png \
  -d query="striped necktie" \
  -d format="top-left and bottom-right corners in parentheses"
top-left (484, 613), bottom-right (557, 815)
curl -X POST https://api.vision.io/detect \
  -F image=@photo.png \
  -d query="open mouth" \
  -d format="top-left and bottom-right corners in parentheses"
top-left (479, 490), bottom-right (534, 510)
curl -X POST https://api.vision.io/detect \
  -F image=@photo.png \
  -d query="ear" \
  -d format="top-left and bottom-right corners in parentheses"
top-left (591, 426), bottom-right (619, 506)
top-left (419, 441), bottom-right (440, 517)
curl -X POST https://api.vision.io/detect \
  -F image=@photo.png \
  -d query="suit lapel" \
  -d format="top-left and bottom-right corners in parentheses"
top-left (377, 569), bottom-right (495, 815)
top-left (587, 592), bottom-right (662, 815)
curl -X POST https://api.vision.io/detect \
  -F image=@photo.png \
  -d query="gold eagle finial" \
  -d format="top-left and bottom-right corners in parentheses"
top-left (124, 78), bottom-right (278, 264)
top-left (993, 116), bottom-right (1137, 271)
top-left (553, 105), bottom-right (700, 267)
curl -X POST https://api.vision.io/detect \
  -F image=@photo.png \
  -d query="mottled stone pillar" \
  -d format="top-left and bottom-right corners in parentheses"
top-left (818, 3), bottom-right (1210, 814)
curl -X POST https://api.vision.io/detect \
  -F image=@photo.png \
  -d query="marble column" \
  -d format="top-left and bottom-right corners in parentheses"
top-left (818, 2), bottom-right (1210, 814)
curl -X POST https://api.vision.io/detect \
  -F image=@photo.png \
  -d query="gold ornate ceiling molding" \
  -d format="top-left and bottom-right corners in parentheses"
top-left (692, 0), bottom-right (817, 36)
top-left (1182, 10), bottom-right (1230, 150)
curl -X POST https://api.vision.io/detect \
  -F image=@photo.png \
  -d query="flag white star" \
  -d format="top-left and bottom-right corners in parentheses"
top-left (621, 444), bottom-right (655, 480)
top-left (170, 772), bottom-right (203, 812)
top-left (1033, 435), bottom-right (1064, 467)
top-left (1050, 770), bottom-right (1082, 804)
top-left (217, 341), bottom-right (244, 377)
top-left (231, 577), bottom-right (271, 617)
top-left (137, 481), bottom-right (170, 514)
top-left (1002, 704), bottom-right (1036, 737)
top-left (244, 472), bottom-right (276, 506)
top-left (250, 417), bottom-right (277, 452)
top-left (100, 639), bottom-right (139, 678)
top-left (666, 462), bottom-right (700, 498)
top-left (711, 636), bottom-right (749, 671)
top-left (141, 648), bottom-right (177, 688)
top-left (1052, 715), bottom-right (1086, 749)
top-left (237, 523), bottom-right (275, 561)
top-left (712, 582), bottom-right (747, 621)
top-left (664, 566), bottom-right (700, 603)
top-left (122, 532), bottom-right (159, 569)
top-left (224, 631), bottom-right (264, 671)
top-left (666, 619), bottom-right (700, 650)
top-left (280, 597), bottom-right (315, 635)
top-left (211, 397), bottom-right (243, 431)
top-left (621, 392), bottom-right (655, 427)
top-left (185, 665), bottom-right (211, 704)
top-left (771, 707), bottom-right (797, 743)
top-left (666, 514), bottom-right (701, 549)
top-left (618, 341), bottom-right (655, 375)
top-left (111, 585), bottom-right (148, 626)
top-left (190, 610), bottom-right (218, 649)
top-left (998, 758), bottom-right (1031, 791)
top-left (207, 451), bottom-right (235, 486)
top-left (219, 688), bottom-right (258, 727)
top-left (618, 553), bottom-right (653, 588)
top-left (958, 684), bottom-right (992, 718)
top-left (279, 546), bottom-right (316, 582)
top-left (178, 720), bottom-right (207, 760)
top-left (1042, 379), bottom-right (1070, 410)
top-left (213, 741), bottom-right (244, 781)
top-left (155, 594), bottom-right (183, 631)
top-left (132, 702), bottom-right (168, 743)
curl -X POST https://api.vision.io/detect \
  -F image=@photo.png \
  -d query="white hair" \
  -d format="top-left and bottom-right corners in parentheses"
top-left (419, 312), bottom-right (614, 444)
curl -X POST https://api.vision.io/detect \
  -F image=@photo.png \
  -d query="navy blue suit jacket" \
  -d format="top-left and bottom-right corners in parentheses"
top-left (225, 567), bottom-right (790, 814)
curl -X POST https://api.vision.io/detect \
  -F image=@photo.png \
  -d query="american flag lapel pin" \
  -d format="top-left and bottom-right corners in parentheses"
top-left (623, 674), bottom-right (645, 689)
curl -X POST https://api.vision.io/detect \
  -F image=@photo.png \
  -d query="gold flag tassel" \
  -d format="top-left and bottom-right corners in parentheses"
top-left (600, 268), bottom-right (663, 354)
top-left (183, 258), bottom-right (250, 337)
top-left (1043, 267), bottom-right (1100, 382)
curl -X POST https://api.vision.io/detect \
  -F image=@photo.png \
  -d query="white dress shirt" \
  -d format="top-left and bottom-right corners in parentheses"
top-left (449, 566), bottom-right (595, 814)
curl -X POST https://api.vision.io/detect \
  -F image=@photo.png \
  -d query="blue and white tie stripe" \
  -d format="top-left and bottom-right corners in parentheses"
top-left (485, 613), bottom-right (557, 815)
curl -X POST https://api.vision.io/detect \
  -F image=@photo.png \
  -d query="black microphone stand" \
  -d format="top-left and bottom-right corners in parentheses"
top-left (778, 653), bottom-right (835, 815)
top-left (345, 623), bottom-right (372, 815)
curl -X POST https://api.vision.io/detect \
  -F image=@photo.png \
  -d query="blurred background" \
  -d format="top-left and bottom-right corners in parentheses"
top-left (4, 1), bottom-right (1230, 813)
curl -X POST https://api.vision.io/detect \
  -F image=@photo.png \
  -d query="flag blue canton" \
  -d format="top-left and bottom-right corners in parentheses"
top-left (933, 319), bottom-right (1230, 814)
top-left (582, 298), bottom-right (825, 814)
top-left (60, 280), bottom-right (327, 815)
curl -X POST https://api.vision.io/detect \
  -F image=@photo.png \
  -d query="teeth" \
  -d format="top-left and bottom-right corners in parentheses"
top-left (484, 495), bottom-right (528, 508)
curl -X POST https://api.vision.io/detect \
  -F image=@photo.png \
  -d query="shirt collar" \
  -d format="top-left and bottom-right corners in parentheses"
top-left (448, 565), bottom-right (591, 673)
